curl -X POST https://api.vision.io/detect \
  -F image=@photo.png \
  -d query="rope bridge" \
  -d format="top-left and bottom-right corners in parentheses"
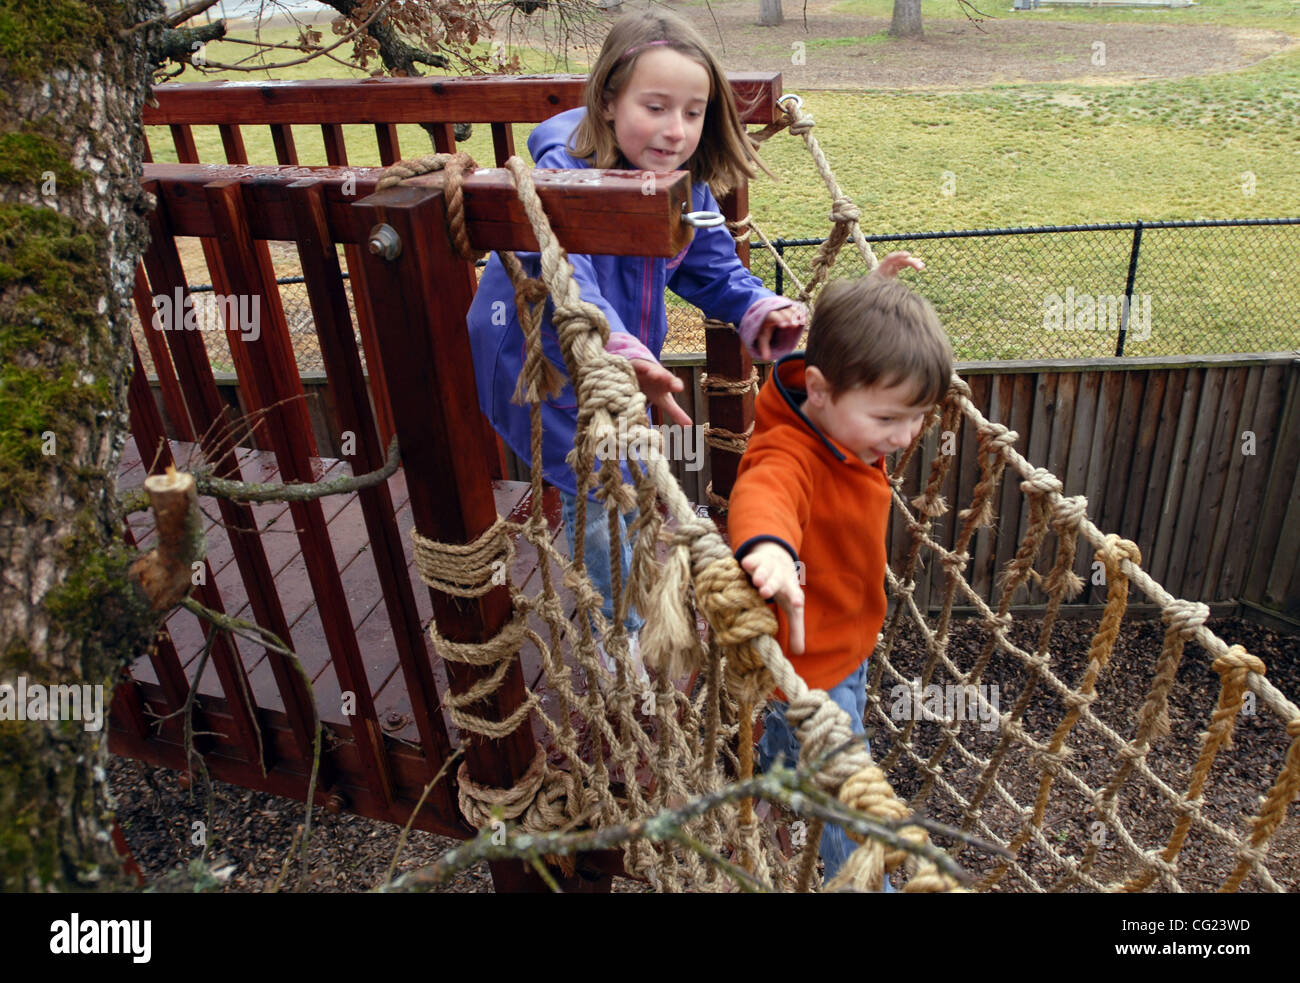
top-left (375, 94), bottom-right (1299, 892)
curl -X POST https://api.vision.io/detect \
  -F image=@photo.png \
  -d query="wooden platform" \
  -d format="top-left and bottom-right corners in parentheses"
top-left (113, 434), bottom-right (711, 818)
top-left (119, 434), bottom-right (596, 739)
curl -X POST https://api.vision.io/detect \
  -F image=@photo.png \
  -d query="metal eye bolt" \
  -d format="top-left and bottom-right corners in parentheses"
top-left (681, 204), bottom-right (725, 229)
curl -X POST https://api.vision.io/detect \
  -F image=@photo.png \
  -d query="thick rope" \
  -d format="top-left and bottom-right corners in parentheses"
top-left (370, 100), bottom-right (1299, 894)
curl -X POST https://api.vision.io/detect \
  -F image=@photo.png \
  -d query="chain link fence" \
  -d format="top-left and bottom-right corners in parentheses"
top-left (132, 217), bottom-right (1299, 374)
top-left (734, 217), bottom-right (1300, 361)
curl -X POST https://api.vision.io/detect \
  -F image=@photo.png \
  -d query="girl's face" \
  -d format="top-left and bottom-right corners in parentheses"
top-left (602, 46), bottom-right (711, 173)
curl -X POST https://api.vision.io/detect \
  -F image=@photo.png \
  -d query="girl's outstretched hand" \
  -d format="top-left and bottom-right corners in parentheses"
top-left (630, 358), bottom-right (693, 428)
top-left (754, 305), bottom-right (809, 361)
top-left (871, 250), bottom-right (925, 278)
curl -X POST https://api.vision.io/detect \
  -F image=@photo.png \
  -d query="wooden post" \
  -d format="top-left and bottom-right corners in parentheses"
top-left (351, 181), bottom-right (545, 891)
top-left (708, 180), bottom-right (757, 506)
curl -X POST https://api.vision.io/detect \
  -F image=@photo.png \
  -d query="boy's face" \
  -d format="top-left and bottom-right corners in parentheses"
top-left (804, 369), bottom-right (931, 464)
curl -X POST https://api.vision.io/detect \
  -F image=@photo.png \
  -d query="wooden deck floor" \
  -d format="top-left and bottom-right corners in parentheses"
top-left (115, 436), bottom-right (696, 762)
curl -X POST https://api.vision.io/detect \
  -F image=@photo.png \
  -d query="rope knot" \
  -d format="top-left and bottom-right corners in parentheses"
top-left (946, 375), bottom-right (973, 400)
top-left (1212, 645), bottom-right (1265, 679)
top-left (1162, 598), bottom-right (1210, 639)
top-left (1020, 467), bottom-right (1063, 497)
top-left (829, 195), bottom-right (860, 224)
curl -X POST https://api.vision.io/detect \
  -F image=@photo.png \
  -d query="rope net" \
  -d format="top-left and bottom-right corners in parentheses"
top-left (378, 94), bottom-right (1299, 892)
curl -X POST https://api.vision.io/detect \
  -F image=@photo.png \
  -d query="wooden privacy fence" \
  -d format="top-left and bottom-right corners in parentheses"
top-left (116, 160), bottom-right (703, 890)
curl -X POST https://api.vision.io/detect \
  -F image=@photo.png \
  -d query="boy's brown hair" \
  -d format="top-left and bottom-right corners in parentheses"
top-left (805, 276), bottom-right (953, 407)
top-left (568, 9), bottom-right (774, 200)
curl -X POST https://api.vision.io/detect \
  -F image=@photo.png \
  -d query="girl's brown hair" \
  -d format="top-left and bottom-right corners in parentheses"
top-left (806, 277), bottom-right (954, 408)
top-left (568, 9), bottom-right (773, 199)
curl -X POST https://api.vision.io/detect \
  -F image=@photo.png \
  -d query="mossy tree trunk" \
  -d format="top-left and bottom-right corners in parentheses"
top-left (0, 0), bottom-right (165, 890)
top-left (889, 0), bottom-right (923, 38)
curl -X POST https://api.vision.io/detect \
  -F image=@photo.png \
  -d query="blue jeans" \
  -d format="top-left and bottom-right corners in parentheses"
top-left (560, 489), bottom-right (645, 634)
top-left (758, 661), bottom-right (895, 890)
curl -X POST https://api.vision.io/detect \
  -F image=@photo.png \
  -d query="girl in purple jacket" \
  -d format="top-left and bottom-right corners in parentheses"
top-left (467, 9), bottom-right (807, 680)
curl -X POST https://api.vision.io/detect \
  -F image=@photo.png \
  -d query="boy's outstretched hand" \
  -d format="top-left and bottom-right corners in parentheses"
top-left (740, 542), bottom-right (806, 655)
top-left (630, 357), bottom-right (693, 428)
top-left (871, 250), bottom-right (925, 279)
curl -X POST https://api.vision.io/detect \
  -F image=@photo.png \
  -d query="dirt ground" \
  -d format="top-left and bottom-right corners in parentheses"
top-left (667, 1), bottom-right (1297, 89)
top-left (109, 614), bottom-right (1298, 893)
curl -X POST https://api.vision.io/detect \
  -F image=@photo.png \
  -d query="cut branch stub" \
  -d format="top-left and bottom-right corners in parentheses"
top-left (130, 467), bottom-right (205, 610)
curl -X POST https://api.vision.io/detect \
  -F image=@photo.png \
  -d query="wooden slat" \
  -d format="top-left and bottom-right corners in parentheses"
top-left (1205, 366), bottom-right (1263, 600)
top-left (704, 180), bottom-right (754, 503)
top-left (1133, 369), bottom-right (1184, 586)
top-left (1149, 369), bottom-right (1202, 586)
top-left (270, 123), bottom-right (298, 165)
top-left (1245, 362), bottom-right (1300, 611)
top-left (1025, 372), bottom-right (1063, 605)
top-left (169, 123), bottom-right (200, 163)
top-left (321, 123), bottom-right (348, 166)
top-left (1095, 370), bottom-right (1145, 603)
top-left (341, 242), bottom-right (396, 448)
top-left (992, 373), bottom-right (1036, 608)
top-left (143, 74), bottom-right (784, 127)
top-left (491, 122), bottom-right (515, 166)
top-left (928, 390), bottom-right (966, 610)
top-left (429, 122), bottom-right (456, 154)
top-left (375, 123), bottom-right (401, 166)
top-left (1222, 364), bottom-right (1286, 600)
top-left (285, 177), bottom-right (458, 806)
top-left (1183, 368), bottom-right (1243, 602)
top-left (1165, 368), bottom-right (1224, 597)
top-left (218, 123), bottom-right (248, 164)
top-left (1066, 371), bottom-right (1101, 589)
top-left (131, 265), bottom-right (194, 441)
top-left (970, 374), bottom-right (1007, 602)
top-left (206, 178), bottom-right (397, 812)
top-left (119, 370), bottom-right (193, 720)
top-left (956, 375), bottom-right (988, 603)
top-left (140, 182), bottom-right (314, 765)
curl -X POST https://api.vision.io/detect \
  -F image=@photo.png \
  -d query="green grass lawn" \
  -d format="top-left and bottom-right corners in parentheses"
top-left (145, 6), bottom-right (1300, 358)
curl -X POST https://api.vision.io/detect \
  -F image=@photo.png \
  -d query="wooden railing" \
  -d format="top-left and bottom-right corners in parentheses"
top-left (117, 160), bottom-right (696, 890)
top-left (142, 73), bottom-right (784, 497)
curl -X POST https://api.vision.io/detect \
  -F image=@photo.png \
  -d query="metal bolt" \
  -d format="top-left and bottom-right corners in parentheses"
top-left (382, 710), bottom-right (406, 731)
top-left (368, 223), bottom-right (401, 260)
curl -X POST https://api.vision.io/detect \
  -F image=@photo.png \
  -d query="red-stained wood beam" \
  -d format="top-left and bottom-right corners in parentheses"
top-left (707, 181), bottom-right (757, 502)
top-left (144, 74), bottom-right (783, 127)
top-left (144, 163), bottom-right (694, 257)
top-left (351, 180), bottom-right (553, 890)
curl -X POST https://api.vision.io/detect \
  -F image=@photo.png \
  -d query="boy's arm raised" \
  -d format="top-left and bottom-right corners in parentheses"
top-left (728, 442), bottom-right (814, 654)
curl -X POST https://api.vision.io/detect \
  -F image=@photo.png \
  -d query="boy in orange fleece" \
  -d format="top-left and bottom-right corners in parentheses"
top-left (728, 255), bottom-right (954, 884)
